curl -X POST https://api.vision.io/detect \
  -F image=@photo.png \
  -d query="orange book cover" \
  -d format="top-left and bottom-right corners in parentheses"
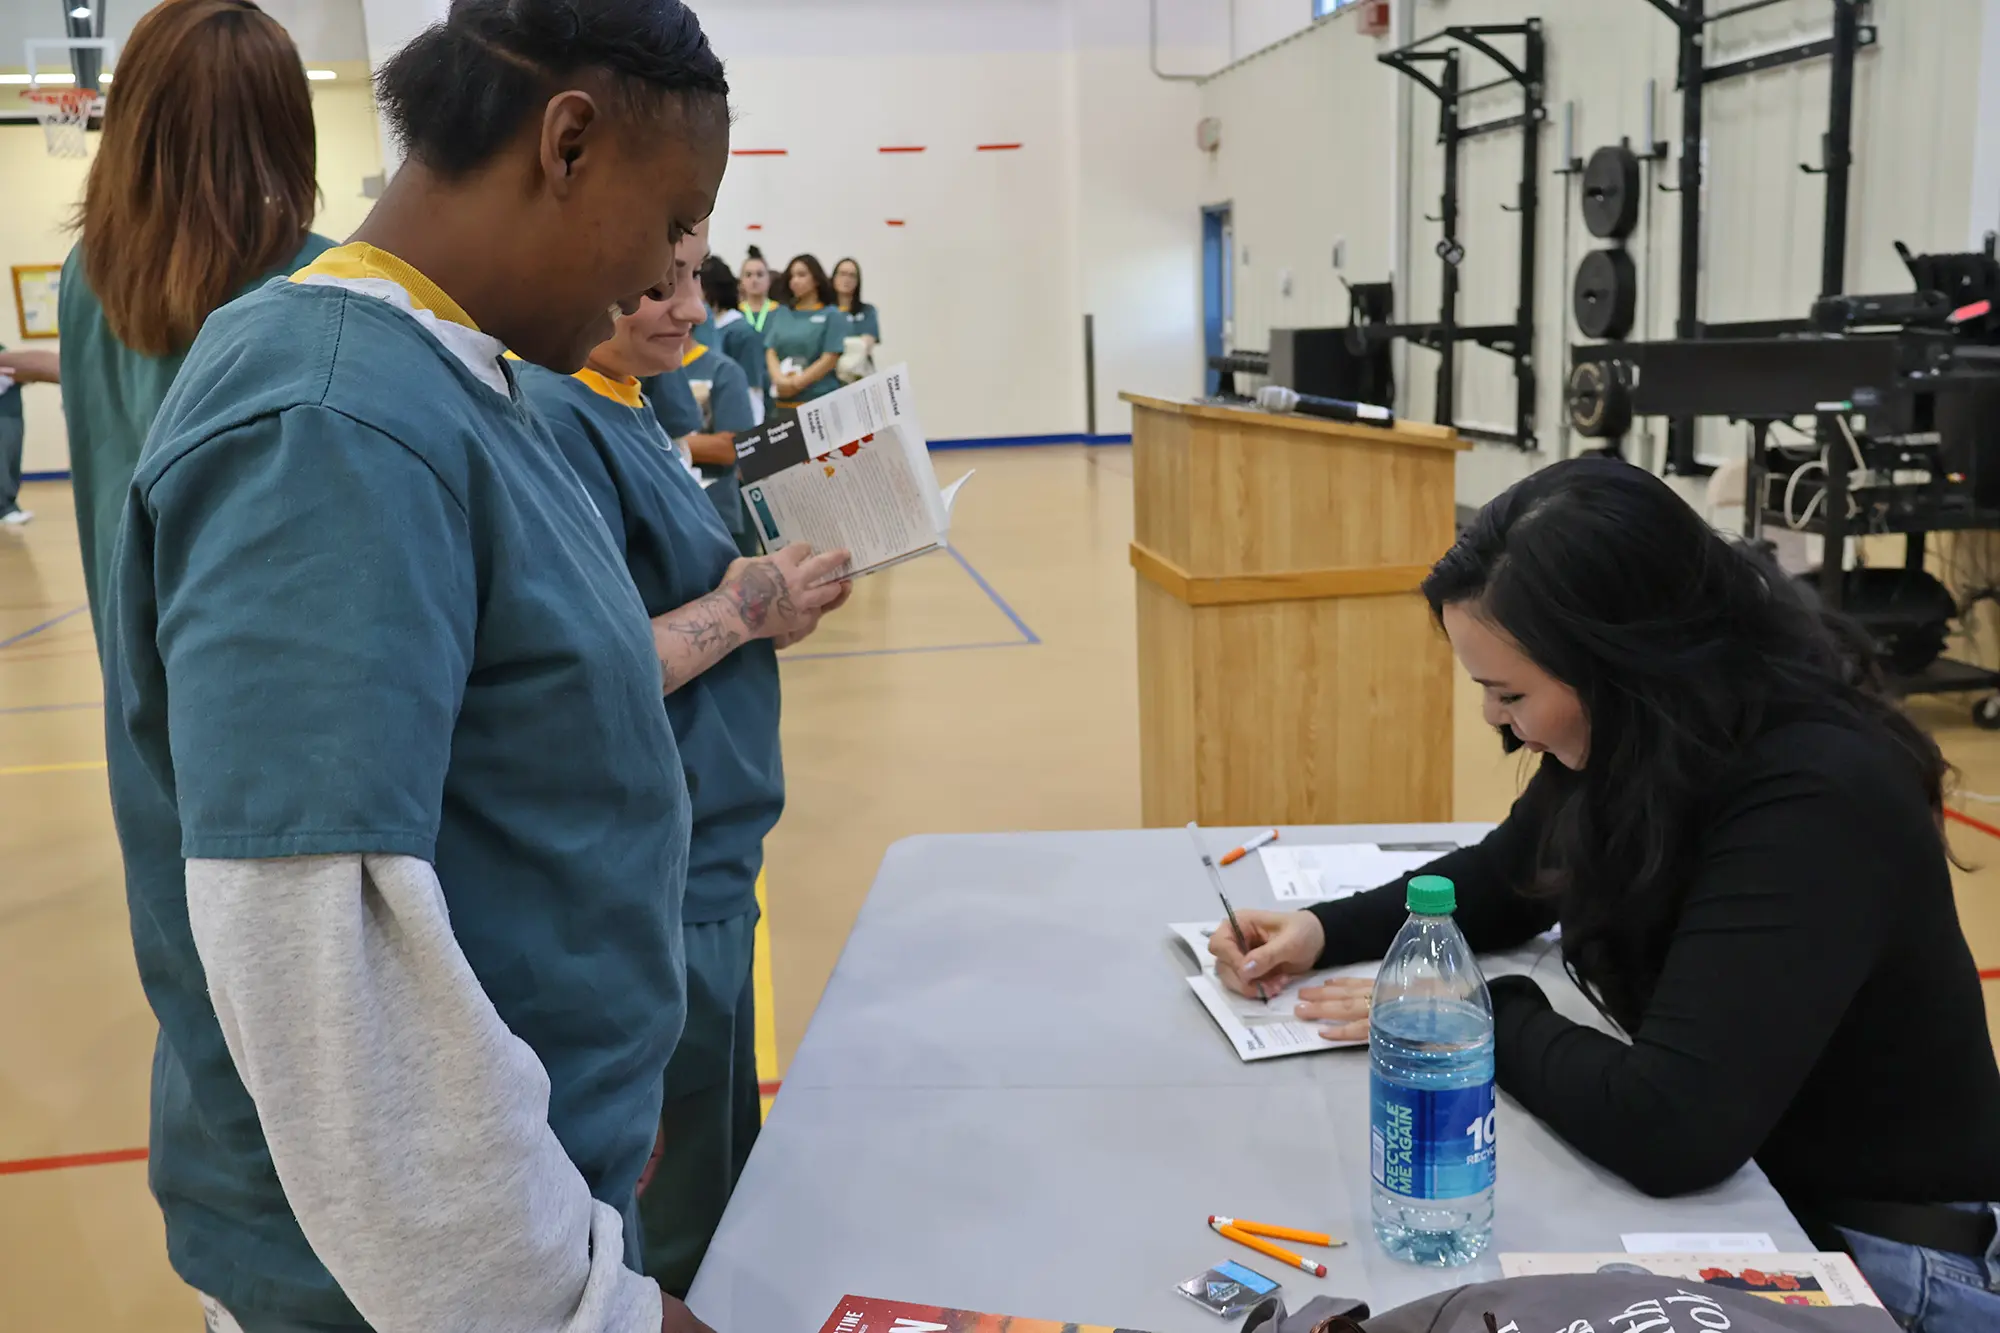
top-left (817, 1295), bottom-right (1154, 1333)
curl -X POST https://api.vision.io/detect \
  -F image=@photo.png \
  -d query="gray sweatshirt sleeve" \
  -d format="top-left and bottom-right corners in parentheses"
top-left (186, 853), bottom-right (663, 1333)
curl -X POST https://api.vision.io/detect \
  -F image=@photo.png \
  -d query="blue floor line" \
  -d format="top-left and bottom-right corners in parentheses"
top-left (0, 605), bottom-right (86, 651)
top-left (945, 545), bottom-right (1040, 645)
top-left (0, 700), bottom-right (102, 716)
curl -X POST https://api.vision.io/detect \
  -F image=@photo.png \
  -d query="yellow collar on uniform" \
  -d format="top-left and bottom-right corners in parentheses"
top-left (681, 341), bottom-right (708, 369)
top-left (292, 242), bottom-right (480, 330)
top-left (575, 367), bottom-right (646, 408)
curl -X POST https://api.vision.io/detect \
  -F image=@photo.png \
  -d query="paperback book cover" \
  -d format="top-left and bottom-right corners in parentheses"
top-left (817, 1294), bottom-right (1153, 1333)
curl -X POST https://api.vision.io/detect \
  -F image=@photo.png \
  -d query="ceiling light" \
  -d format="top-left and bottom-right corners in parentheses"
top-left (1, 72), bottom-right (75, 85)
top-left (70, 6), bottom-right (93, 18)
top-left (306, 69), bottom-right (336, 81)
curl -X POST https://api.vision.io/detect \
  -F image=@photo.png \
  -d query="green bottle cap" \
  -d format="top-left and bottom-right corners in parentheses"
top-left (1407, 875), bottom-right (1456, 915)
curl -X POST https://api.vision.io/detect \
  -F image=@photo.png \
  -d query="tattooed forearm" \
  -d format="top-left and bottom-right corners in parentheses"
top-left (652, 591), bottom-right (746, 694)
top-left (727, 561), bottom-right (798, 633)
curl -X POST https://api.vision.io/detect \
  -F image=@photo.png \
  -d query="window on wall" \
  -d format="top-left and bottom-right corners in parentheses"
top-left (1312, 0), bottom-right (1360, 15)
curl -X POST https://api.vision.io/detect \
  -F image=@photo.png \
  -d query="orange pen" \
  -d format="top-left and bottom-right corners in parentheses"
top-left (1217, 829), bottom-right (1280, 867)
top-left (1208, 1215), bottom-right (1344, 1248)
top-left (1209, 1219), bottom-right (1328, 1278)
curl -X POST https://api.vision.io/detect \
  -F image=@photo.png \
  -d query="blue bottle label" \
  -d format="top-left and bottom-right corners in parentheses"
top-left (1370, 1074), bottom-right (1496, 1199)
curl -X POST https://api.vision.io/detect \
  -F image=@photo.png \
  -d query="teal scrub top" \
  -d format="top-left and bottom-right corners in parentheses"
top-left (647, 367), bottom-right (705, 439)
top-left (0, 342), bottom-right (21, 420)
top-left (685, 343), bottom-right (756, 437)
top-left (521, 365), bottom-right (783, 925)
top-left (832, 303), bottom-right (882, 344)
top-left (693, 314), bottom-right (769, 396)
top-left (762, 303), bottom-right (845, 402)
top-left (58, 232), bottom-right (335, 637)
top-left (103, 280), bottom-right (691, 1326)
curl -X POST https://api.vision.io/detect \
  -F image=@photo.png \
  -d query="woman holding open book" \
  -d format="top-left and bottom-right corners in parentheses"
top-left (519, 222), bottom-right (850, 1297)
top-left (1209, 458), bottom-right (2000, 1332)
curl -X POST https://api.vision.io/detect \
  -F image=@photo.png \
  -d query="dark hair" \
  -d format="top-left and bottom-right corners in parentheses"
top-left (698, 255), bottom-right (738, 311)
top-left (1426, 457), bottom-right (1948, 1028)
top-left (783, 253), bottom-right (835, 308)
top-left (376, 0), bottom-right (728, 178)
top-left (832, 256), bottom-right (864, 312)
top-left (80, 0), bottom-right (317, 356)
top-left (744, 245), bottom-right (765, 264)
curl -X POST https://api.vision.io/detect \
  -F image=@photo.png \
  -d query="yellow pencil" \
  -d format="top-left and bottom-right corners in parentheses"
top-left (1208, 1215), bottom-right (1344, 1248)
top-left (1210, 1219), bottom-right (1328, 1278)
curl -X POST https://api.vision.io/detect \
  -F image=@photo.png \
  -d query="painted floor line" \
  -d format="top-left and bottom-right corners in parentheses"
top-left (0, 760), bottom-right (107, 777)
top-left (0, 605), bottom-right (86, 651)
top-left (0, 1146), bottom-right (148, 1176)
top-left (783, 638), bottom-right (1033, 664)
top-left (946, 544), bottom-right (1041, 644)
top-left (0, 700), bottom-right (103, 716)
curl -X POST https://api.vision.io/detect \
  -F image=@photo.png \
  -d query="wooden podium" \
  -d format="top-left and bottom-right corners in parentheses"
top-left (1123, 393), bottom-right (1468, 828)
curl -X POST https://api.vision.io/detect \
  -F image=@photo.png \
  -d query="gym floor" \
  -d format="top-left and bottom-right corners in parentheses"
top-left (2, 447), bottom-right (1996, 1329)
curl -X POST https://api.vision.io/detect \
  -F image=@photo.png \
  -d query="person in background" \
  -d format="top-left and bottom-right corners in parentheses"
top-left (738, 245), bottom-right (778, 334)
top-left (0, 344), bottom-right (57, 525)
top-left (58, 0), bottom-right (332, 636)
top-left (829, 256), bottom-right (880, 348)
top-left (764, 253), bottom-right (842, 409)
top-left (693, 255), bottom-right (767, 419)
top-left (101, 0), bottom-right (733, 1328)
top-left (1209, 458), bottom-right (2000, 1333)
top-left (521, 223), bottom-right (849, 1297)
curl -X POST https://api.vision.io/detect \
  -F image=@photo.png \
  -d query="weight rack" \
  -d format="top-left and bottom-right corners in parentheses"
top-left (1368, 21), bottom-right (1545, 450)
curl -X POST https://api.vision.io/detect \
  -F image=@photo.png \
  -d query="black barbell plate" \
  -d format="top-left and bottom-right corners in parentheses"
top-left (1574, 247), bottom-right (1638, 341)
top-left (1581, 144), bottom-right (1641, 240)
top-left (1566, 360), bottom-right (1633, 439)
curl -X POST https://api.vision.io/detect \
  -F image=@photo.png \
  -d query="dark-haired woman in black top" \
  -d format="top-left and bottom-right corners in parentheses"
top-left (1210, 458), bottom-right (2000, 1332)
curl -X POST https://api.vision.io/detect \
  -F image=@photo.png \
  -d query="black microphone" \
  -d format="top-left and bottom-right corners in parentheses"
top-left (1257, 384), bottom-right (1395, 427)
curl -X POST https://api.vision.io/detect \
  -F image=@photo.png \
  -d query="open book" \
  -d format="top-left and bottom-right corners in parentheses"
top-left (1171, 922), bottom-right (1378, 1061)
top-left (735, 364), bottom-right (972, 580)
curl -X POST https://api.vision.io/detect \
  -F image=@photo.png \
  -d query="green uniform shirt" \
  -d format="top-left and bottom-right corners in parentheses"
top-left (692, 313), bottom-right (769, 397)
top-left (831, 303), bottom-right (882, 344)
top-left (762, 304), bottom-right (845, 403)
top-left (0, 341), bottom-right (22, 420)
top-left (521, 366), bottom-right (783, 924)
top-left (104, 279), bottom-right (691, 1325)
top-left (57, 233), bottom-right (335, 635)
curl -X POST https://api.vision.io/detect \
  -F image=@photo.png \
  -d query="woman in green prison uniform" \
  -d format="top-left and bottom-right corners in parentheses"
top-left (738, 245), bottom-right (779, 335)
top-left (694, 254), bottom-right (768, 414)
top-left (51, 0), bottom-right (331, 639)
top-left (520, 224), bottom-right (852, 1297)
top-left (764, 252), bottom-right (845, 409)
top-left (829, 256), bottom-right (882, 347)
top-left (646, 332), bottom-right (759, 552)
top-left (98, 4), bottom-right (746, 1330)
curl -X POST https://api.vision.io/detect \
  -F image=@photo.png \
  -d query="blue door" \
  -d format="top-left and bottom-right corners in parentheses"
top-left (1201, 203), bottom-right (1232, 396)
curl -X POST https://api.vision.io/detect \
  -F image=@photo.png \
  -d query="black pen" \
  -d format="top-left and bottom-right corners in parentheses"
top-left (1187, 821), bottom-right (1269, 1005)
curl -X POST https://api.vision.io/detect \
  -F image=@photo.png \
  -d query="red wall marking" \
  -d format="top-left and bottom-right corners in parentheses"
top-left (976, 142), bottom-right (1023, 152)
top-left (885, 220), bottom-right (907, 227)
top-left (731, 149), bottom-right (788, 157)
top-left (757, 1080), bottom-right (783, 1098)
top-left (1982, 967), bottom-right (2000, 981)
top-left (0, 1146), bottom-right (148, 1177)
top-left (745, 224), bottom-right (763, 231)
top-left (878, 145), bottom-right (926, 154)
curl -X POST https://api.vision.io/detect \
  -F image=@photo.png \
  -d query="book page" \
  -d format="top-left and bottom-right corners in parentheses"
top-left (1171, 921), bottom-right (1375, 1061)
top-left (1260, 841), bottom-right (1460, 903)
top-left (742, 423), bottom-right (939, 577)
top-left (1497, 1254), bottom-right (1883, 1308)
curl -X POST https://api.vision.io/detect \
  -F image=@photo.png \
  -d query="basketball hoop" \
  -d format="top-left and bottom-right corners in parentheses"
top-left (24, 88), bottom-right (101, 159)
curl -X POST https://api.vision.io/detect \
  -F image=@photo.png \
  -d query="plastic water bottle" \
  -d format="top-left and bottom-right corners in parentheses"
top-left (1368, 875), bottom-right (1496, 1266)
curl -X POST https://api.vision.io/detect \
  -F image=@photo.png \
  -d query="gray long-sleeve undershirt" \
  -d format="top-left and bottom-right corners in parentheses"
top-left (187, 853), bottom-right (662, 1333)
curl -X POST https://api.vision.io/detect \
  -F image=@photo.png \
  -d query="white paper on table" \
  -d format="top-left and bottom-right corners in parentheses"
top-left (1170, 921), bottom-right (1376, 1062)
top-left (1621, 1233), bottom-right (1777, 1254)
top-left (1259, 841), bottom-right (1460, 903)
top-left (1499, 1253), bottom-right (1880, 1308)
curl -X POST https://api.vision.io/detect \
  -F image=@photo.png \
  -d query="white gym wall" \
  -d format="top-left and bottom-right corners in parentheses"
top-left (1196, 0), bottom-right (1988, 505)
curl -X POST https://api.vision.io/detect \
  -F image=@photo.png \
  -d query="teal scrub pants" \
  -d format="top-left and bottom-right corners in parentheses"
top-left (638, 907), bottom-right (761, 1298)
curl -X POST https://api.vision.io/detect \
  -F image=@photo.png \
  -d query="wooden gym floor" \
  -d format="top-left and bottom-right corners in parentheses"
top-left (2, 447), bottom-right (1997, 1329)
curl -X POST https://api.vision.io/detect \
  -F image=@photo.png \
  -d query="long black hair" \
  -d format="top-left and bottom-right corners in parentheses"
top-left (376, 0), bottom-right (729, 178)
top-left (698, 254), bottom-right (739, 312)
top-left (782, 253), bottom-right (835, 308)
top-left (832, 256), bottom-right (865, 312)
top-left (1426, 457), bottom-right (1947, 1027)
